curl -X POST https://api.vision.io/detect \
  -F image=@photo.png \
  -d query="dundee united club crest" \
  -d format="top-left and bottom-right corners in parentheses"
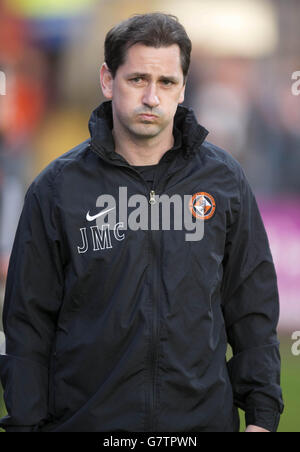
top-left (189, 192), bottom-right (216, 220)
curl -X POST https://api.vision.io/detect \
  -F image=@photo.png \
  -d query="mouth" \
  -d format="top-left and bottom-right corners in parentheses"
top-left (138, 114), bottom-right (159, 121)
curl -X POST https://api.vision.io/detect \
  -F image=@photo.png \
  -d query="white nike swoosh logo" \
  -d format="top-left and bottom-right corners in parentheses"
top-left (86, 207), bottom-right (115, 222)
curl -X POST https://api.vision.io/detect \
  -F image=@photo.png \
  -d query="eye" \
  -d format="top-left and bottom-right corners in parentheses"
top-left (161, 79), bottom-right (174, 86)
top-left (130, 77), bottom-right (143, 83)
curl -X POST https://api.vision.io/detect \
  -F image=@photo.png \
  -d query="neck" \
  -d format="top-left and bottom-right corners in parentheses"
top-left (112, 122), bottom-right (175, 166)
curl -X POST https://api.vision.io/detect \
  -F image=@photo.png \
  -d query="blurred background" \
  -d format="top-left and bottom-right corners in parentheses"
top-left (0, 0), bottom-right (299, 432)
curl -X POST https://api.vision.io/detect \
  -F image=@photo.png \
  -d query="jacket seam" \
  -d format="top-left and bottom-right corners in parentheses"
top-left (204, 149), bottom-right (242, 224)
top-left (51, 147), bottom-right (90, 192)
top-left (227, 341), bottom-right (280, 359)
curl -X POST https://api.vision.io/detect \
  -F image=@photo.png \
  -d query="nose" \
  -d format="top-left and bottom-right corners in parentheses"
top-left (142, 83), bottom-right (160, 109)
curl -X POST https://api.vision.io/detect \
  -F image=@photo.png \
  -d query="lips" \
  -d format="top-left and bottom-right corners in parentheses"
top-left (139, 113), bottom-right (158, 120)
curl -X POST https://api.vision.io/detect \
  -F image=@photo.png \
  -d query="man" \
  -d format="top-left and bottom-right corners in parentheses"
top-left (0, 13), bottom-right (283, 432)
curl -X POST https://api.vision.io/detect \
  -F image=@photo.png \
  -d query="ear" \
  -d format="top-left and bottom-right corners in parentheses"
top-left (100, 62), bottom-right (113, 99)
top-left (178, 82), bottom-right (186, 104)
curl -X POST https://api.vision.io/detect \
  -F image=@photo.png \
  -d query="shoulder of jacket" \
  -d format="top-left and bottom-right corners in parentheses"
top-left (200, 140), bottom-right (244, 183)
top-left (29, 139), bottom-right (91, 193)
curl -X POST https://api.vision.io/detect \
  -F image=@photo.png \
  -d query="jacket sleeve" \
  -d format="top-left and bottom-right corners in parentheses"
top-left (221, 164), bottom-right (284, 432)
top-left (0, 175), bottom-right (65, 431)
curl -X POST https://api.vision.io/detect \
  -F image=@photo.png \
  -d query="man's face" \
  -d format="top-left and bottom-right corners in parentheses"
top-left (101, 43), bottom-right (186, 140)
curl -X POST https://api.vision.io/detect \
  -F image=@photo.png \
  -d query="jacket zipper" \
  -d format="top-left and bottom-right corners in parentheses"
top-left (149, 190), bottom-right (156, 205)
top-left (91, 142), bottom-right (162, 431)
top-left (148, 178), bottom-right (160, 432)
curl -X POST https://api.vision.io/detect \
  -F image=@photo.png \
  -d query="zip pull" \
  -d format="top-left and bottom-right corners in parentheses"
top-left (149, 190), bottom-right (157, 205)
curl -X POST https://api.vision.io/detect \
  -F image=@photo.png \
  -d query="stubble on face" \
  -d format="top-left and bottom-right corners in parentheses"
top-left (124, 107), bottom-right (166, 140)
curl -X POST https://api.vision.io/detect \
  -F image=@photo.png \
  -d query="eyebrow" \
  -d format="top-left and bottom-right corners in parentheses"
top-left (126, 72), bottom-right (180, 83)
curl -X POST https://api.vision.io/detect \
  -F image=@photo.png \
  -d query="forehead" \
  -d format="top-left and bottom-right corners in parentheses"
top-left (119, 43), bottom-right (183, 77)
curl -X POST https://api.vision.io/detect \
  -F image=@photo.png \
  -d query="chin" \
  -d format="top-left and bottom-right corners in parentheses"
top-left (130, 124), bottom-right (162, 139)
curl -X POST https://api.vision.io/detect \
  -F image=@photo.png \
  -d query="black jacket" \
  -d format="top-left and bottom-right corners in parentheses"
top-left (0, 101), bottom-right (284, 432)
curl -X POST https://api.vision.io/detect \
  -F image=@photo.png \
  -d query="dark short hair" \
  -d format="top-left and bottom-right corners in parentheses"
top-left (104, 13), bottom-right (192, 84)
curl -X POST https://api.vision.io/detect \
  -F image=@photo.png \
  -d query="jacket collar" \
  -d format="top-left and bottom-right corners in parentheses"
top-left (89, 100), bottom-right (209, 162)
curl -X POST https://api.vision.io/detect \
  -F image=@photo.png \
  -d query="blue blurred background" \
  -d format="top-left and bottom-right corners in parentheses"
top-left (0, 0), bottom-right (300, 432)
